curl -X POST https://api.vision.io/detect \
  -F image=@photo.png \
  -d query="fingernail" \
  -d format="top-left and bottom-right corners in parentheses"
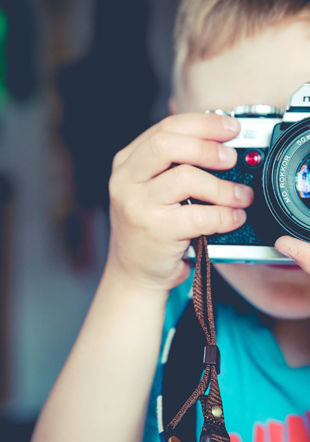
top-left (234, 209), bottom-right (246, 224)
top-left (235, 184), bottom-right (253, 202)
top-left (219, 145), bottom-right (237, 163)
top-left (222, 116), bottom-right (240, 132)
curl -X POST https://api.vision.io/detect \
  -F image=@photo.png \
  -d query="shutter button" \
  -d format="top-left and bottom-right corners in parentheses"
top-left (245, 150), bottom-right (262, 167)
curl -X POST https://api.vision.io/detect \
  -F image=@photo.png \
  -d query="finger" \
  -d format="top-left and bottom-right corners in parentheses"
top-left (275, 236), bottom-right (310, 272)
top-left (162, 204), bottom-right (247, 240)
top-left (158, 113), bottom-right (240, 141)
top-left (113, 113), bottom-right (240, 172)
top-left (124, 132), bottom-right (238, 182)
top-left (146, 164), bottom-right (254, 207)
top-left (111, 125), bottom-right (159, 170)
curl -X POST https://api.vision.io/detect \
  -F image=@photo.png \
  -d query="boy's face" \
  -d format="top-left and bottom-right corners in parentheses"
top-left (177, 19), bottom-right (310, 320)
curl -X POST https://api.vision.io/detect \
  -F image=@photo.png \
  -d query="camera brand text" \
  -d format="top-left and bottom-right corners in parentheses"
top-left (296, 134), bottom-right (310, 146)
top-left (279, 155), bottom-right (291, 203)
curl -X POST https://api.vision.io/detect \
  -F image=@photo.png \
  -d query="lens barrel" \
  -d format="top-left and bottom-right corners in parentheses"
top-left (263, 117), bottom-right (310, 241)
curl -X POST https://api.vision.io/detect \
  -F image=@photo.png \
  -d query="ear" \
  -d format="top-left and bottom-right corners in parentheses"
top-left (168, 97), bottom-right (178, 115)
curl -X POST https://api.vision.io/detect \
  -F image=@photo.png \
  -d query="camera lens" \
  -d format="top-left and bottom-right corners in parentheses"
top-left (296, 157), bottom-right (310, 209)
top-left (263, 117), bottom-right (310, 241)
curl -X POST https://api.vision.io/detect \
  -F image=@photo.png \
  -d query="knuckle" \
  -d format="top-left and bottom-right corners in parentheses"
top-left (110, 181), bottom-right (146, 229)
top-left (158, 115), bottom-right (174, 132)
top-left (122, 197), bottom-right (140, 225)
top-left (149, 131), bottom-right (170, 157)
top-left (175, 164), bottom-right (192, 183)
top-left (213, 177), bottom-right (223, 201)
top-left (224, 180), bottom-right (235, 201)
top-left (216, 207), bottom-right (227, 231)
top-left (108, 173), bottom-right (122, 203)
top-left (111, 150), bottom-right (124, 170)
top-left (203, 112), bottom-right (219, 128)
top-left (216, 207), bottom-right (235, 233)
top-left (197, 138), bottom-right (209, 163)
top-left (190, 207), bottom-right (206, 231)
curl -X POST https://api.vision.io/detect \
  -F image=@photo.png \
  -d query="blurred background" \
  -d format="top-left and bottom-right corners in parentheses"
top-left (0, 1), bottom-right (178, 440)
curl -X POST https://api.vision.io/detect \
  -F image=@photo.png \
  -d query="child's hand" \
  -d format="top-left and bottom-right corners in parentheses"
top-left (107, 113), bottom-right (254, 293)
top-left (275, 236), bottom-right (310, 272)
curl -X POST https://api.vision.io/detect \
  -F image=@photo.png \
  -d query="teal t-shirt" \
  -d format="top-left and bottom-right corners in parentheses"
top-left (143, 268), bottom-right (310, 441)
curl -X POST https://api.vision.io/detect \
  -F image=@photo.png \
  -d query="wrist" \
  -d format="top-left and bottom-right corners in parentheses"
top-left (100, 257), bottom-right (171, 303)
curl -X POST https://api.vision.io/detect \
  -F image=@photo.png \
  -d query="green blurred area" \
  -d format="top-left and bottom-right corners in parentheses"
top-left (0, 9), bottom-right (8, 112)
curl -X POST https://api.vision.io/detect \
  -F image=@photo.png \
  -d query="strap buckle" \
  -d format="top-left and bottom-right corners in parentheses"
top-left (203, 345), bottom-right (220, 374)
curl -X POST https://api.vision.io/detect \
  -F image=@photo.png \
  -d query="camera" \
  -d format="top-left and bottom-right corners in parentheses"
top-left (188, 83), bottom-right (310, 264)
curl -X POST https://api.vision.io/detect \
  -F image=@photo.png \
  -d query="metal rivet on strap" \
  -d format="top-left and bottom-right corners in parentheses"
top-left (211, 405), bottom-right (223, 418)
top-left (168, 437), bottom-right (182, 442)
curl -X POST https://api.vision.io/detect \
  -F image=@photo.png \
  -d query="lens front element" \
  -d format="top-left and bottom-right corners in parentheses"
top-left (296, 157), bottom-right (310, 209)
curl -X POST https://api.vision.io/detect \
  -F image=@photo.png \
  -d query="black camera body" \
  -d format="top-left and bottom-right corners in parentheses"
top-left (189, 83), bottom-right (310, 264)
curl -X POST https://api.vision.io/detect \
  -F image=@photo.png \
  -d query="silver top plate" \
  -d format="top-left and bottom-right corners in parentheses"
top-left (225, 118), bottom-right (281, 148)
top-left (186, 245), bottom-right (294, 265)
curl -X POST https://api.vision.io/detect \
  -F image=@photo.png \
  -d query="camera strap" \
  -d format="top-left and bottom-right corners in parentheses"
top-left (165, 235), bottom-right (230, 442)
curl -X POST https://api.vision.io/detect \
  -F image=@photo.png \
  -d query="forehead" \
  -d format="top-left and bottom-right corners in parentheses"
top-left (185, 21), bottom-right (310, 113)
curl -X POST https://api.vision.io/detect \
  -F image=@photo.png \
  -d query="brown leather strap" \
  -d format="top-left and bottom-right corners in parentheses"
top-left (166, 236), bottom-right (230, 441)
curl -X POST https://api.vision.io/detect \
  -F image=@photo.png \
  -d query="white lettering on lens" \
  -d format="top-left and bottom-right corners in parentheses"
top-left (282, 191), bottom-right (290, 203)
top-left (279, 155), bottom-right (290, 189)
top-left (297, 134), bottom-right (310, 146)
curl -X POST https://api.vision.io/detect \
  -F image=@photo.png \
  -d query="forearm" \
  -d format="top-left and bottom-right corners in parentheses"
top-left (32, 112), bottom-right (244, 442)
top-left (32, 265), bottom-right (169, 442)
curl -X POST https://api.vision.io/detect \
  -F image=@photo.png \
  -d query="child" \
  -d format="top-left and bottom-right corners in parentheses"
top-left (32, 1), bottom-right (310, 441)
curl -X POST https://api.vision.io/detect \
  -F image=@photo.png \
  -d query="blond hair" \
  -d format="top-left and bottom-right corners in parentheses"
top-left (173, 0), bottom-right (310, 96)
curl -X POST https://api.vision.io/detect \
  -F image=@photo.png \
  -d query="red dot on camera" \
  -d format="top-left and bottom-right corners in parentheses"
top-left (245, 151), bottom-right (262, 167)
